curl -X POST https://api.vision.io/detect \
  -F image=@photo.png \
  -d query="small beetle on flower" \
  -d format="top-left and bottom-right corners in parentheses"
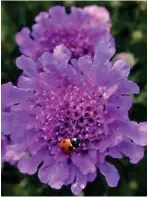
top-left (59, 138), bottom-right (80, 153)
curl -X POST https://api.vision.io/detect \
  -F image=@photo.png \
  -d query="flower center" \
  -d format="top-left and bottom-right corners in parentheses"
top-left (35, 85), bottom-right (107, 153)
top-left (39, 26), bottom-right (94, 58)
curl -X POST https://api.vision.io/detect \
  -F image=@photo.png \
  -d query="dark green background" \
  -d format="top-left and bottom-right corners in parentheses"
top-left (1, 1), bottom-right (147, 196)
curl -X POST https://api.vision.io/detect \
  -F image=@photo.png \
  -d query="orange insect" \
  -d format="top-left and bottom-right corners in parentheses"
top-left (59, 138), bottom-right (80, 153)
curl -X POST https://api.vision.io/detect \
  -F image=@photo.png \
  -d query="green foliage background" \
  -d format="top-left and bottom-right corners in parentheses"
top-left (1, 1), bottom-right (147, 196)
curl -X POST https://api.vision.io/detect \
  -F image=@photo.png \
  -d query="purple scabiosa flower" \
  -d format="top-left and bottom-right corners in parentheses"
top-left (2, 36), bottom-right (147, 195)
top-left (16, 6), bottom-right (111, 60)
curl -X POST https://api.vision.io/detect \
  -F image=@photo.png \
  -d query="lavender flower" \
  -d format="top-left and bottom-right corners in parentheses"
top-left (2, 36), bottom-right (147, 195)
top-left (16, 6), bottom-right (111, 59)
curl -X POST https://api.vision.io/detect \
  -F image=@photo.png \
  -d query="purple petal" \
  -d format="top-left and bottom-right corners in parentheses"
top-left (70, 7), bottom-right (85, 22)
top-left (53, 147), bottom-right (69, 162)
top-left (16, 28), bottom-right (31, 45)
top-left (123, 121), bottom-right (147, 146)
top-left (5, 144), bottom-right (26, 161)
top-left (71, 171), bottom-right (87, 195)
top-left (93, 35), bottom-right (115, 68)
top-left (39, 52), bottom-right (57, 73)
top-left (47, 162), bottom-right (70, 189)
top-left (2, 113), bottom-right (13, 135)
top-left (49, 6), bottom-right (67, 23)
top-left (119, 79), bottom-right (140, 94)
top-left (10, 128), bottom-right (28, 142)
top-left (16, 55), bottom-right (37, 78)
top-left (35, 11), bottom-right (49, 22)
top-left (97, 152), bottom-right (106, 163)
top-left (1, 135), bottom-right (8, 157)
top-left (38, 166), bottom-right (51, 184)
top-left (99, 162), bottom-right (120, 187)
top-left (32, 23), bottom-right (45, 40)
top-left (17, 76), bottom-right (36, 90)
top-left (77, 55), bottom-right (92, 74)
top-left (9, 112), bottom-right (37, 142)
top-left (38, 155), bottom-right (54, 183)
top-left (87, 171), bottom-right (97, 182)
top-left (104, 84), bottom-right (118, 99)
top-left (64, 165), bottom-right (76, 185)
top-left (2, 82), bottom-right (31, 108)
top-left (71, 153), bottom-right (96, 175)
top-left (2, 111), bottom-right (33, 138)
top-left (113, 60), bottom-right (130, 78)
top-left (38, 72), bottom-right (59, 87)
top-left (16, 28), bottom-right (37, 59)
top-left (88, 150), bottom-right (97, 164)
top-left (16, 28), bottom-right (36, 55)
top-left (29, 137), bottom-right (45, 155)
top-left (139, 122), bottom-right (147, 132)
top-left (84, 6), bottom-right (111, 25)
top-left (1, 135), bottom-right (12, 164)
top-left (118, 140), bottom-right (144, 164)
top-left (54, 44), bottom-right (71, 64)
top-left (97, 129), bottom-right (123, 152)
top-left (109, 94), bottom-right (133, 111)
top-left (108, 147), bottom-right (122, 159)
top-left (18, 153), bottom-right (42, 175)
top-left (138, 122), bottom-right (147, 145)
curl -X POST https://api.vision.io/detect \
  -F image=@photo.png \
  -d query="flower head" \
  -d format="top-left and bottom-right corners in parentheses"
top-left (16, 6), bottom-right (111, 59)
top-left (2, 36), bottom-right (147, 195)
